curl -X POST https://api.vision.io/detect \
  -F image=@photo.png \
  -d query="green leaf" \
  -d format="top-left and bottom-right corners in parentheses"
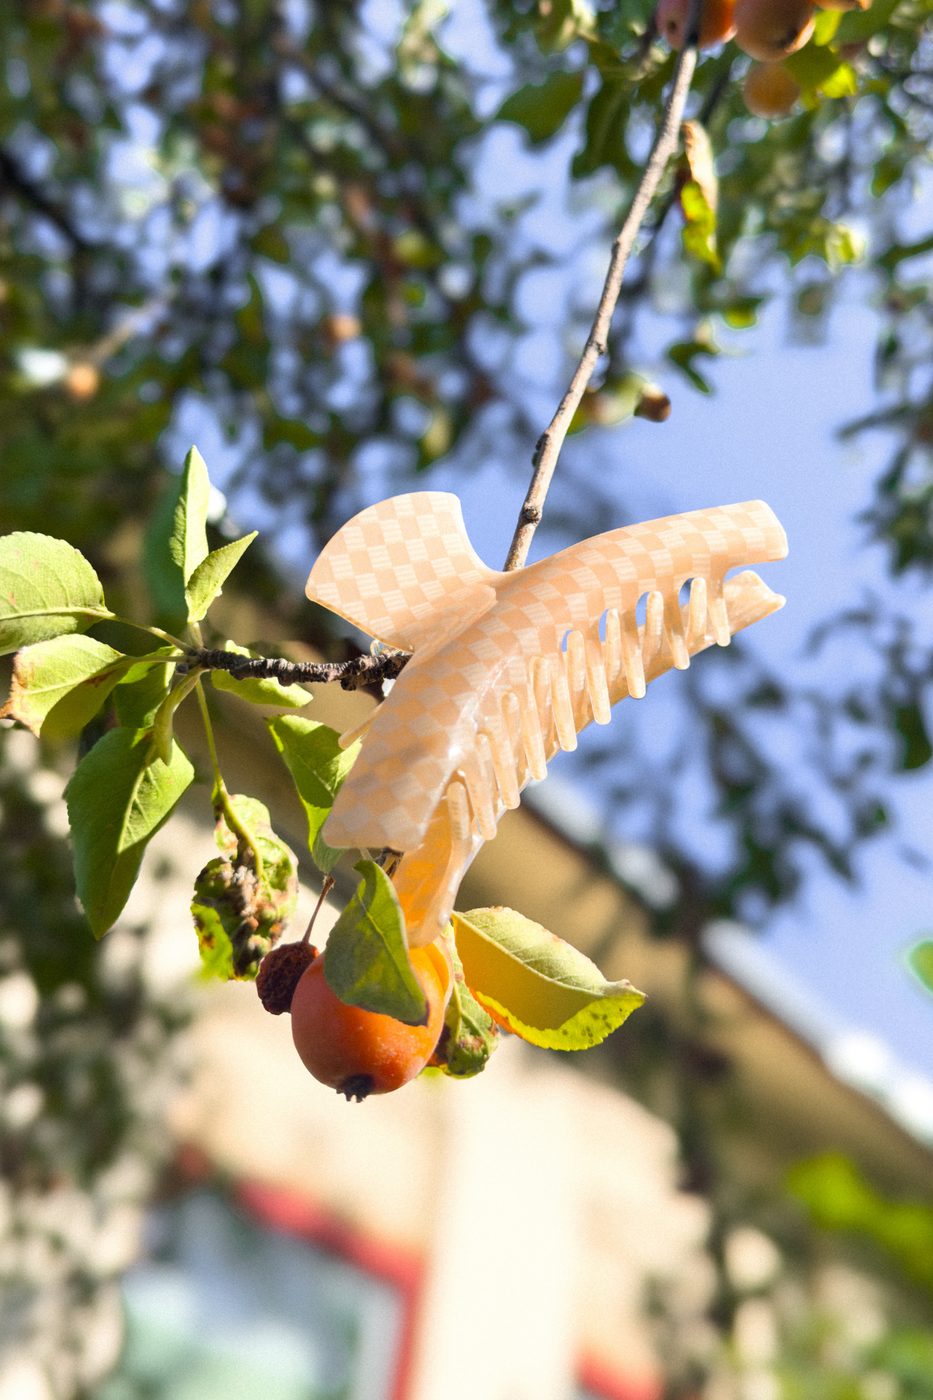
top-left (667, 332), bottom-right (719, 393)
top-left (836, 0), bottom-right (899, 43)
top-left (812, 9), bottom-right (841, 44)
top-left (0, 636), bottom-right (136, 739)
top-left (266, 715), bottom-right (360, 873)
top-left (877, 232), bottom-right (933, 275)
top-left (783, 45), bottom-right (857, 100)
top-left (142, 476), bottom-right (188, 623)
top-left (323, 860), bottom-right (428, 1025)
top-left (185, 532), bottom-right (257, 621)
top-left (894, 702), bottom-right (932, 770)
top-left (497, 70), bottom-right (584, 144)
top-left (190, 884), bottom-right (237, 981)
top-left (113, 651), bottom-right (177, 729)
top-left (65, 728), bottom-right (194, 938)
top-left (452, 907), bottom-right (645, 1050)
top-left (211, 640), bottom-right (311, 708)
top-left (820, 62), bottom-right (857, 99)
top-left (907, 939), bottom-right (933, 996)
top-left (721, 296), bottom-right (765, 329)
top-left (573, 74), bottom-right (637, 180)
top-left (0, 533), bottom-right (110, 655)
top-left (788, 1155), bottom-right (933, 1294)
top-left (170, 446), bottom-right (211, 585)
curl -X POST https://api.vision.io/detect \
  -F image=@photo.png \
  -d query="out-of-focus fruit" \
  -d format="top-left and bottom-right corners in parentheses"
top-left (634, 386), bottom-right (673, 422)
top-left (656, 0), bottom-right (738, 48)
top-left (734, 0), bottom-right (815, 60)
top-left (64, 363), bottom-right (100, 400)
top-left (743, 62), bottom-right (802, 116)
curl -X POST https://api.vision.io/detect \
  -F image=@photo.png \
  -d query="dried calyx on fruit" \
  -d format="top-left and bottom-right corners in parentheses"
top-left (256, 941), bottom-right (317, 1014)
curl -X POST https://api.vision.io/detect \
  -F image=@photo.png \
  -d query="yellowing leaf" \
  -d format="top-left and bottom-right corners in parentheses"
top-left (682, 119), bottom-right (717, 214)
top-left (451, 907), bottom-right (644, 1051)
top-left (681, 181), bottom-right (720, 272)
top-left (0, 635), bottom-right (128, 737)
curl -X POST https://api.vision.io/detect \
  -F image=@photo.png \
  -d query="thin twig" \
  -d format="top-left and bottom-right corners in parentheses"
top-left (188, 16), bottom-right (702, 686)
top-left (503, 8), bottom-right (702, 572)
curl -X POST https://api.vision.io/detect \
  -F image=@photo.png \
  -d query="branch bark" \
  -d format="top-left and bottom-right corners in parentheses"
top-left (503, 13), bottom-right (702, 573)
top-left (184, 647), bottom-right (410, 689)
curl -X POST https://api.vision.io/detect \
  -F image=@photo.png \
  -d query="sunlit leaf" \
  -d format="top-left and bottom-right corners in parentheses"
top-left (266, 715), bottom-right (359, 873)
top-left (0, 533), bottom-right (110, 654)
top-left (452, 907), bottom-right (644, 1050)
top-left (0, 635), bottom-right (130, 738)
top-left (113, 651), bottom-right (177, 729)
top-left (170, 446), bottom-right (211, 585)
top-left (907, 938), bottom-right (933, 997)
top-left (681, 180), bottom-right (720, 272)
top-left (185, 532), bottom-right (257, 621)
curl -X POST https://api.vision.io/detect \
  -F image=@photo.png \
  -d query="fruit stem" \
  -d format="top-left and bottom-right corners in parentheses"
top-left (503, 0), bottom-right (702, 572)
top-left (302, 876), bottom-right (335, 944)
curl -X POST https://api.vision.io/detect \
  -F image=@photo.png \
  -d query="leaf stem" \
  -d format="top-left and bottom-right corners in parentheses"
top-left (105, 613), bottom-right (188, 650)
top-left (149, 665), bottom-right (204, 765)
top-left (194, 678), bottom-right (265, 881)
top-left (503, 8), bottom-right (702, 572)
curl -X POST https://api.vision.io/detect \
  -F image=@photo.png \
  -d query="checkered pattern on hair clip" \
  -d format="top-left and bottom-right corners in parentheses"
top-left (306, 493), bottom-right (787, 944)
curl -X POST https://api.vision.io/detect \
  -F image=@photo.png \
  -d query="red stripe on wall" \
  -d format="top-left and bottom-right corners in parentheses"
top-left (578, 1355), bottom-right (664, 1400)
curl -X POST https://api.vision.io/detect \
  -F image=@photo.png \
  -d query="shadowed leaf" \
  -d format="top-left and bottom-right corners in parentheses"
top-left (65, 728), bottom-right (194, 938)
top-left (266, 715), bottom-right (360, 873)
top-left (324, 860), bottom-right (428, 1025)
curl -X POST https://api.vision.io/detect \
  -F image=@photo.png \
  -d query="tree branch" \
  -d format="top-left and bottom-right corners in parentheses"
top-left (503, 10), bottom-right (702, 573)
top-left (0, 148), bottom-right (91, 252)
top-left (184, 647), bottom-right (410, 690)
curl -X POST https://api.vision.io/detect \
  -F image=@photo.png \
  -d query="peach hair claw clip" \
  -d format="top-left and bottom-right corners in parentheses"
top-left (306, 493), bottom-right (787, 946)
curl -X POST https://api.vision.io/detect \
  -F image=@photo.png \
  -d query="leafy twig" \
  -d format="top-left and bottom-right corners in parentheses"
top-left (503, 3), bottom-right (703, 572)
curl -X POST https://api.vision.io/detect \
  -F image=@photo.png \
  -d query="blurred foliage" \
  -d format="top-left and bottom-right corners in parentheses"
top-left (3, 0), bottom-right (933, 1394)
top-left (0, 726), bottom-right (188, 1394)
top-left (790, 1154), bottom-right (933, 1297)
